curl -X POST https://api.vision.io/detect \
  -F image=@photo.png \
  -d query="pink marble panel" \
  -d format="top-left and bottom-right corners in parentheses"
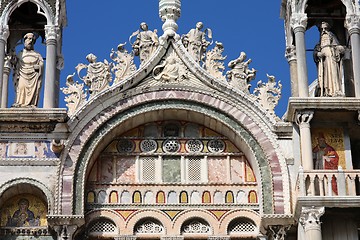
top-left (230, 157), bottom-right (243, 183)
top-left (208, 157), bottom-right (227, 183)
top-left (100, 158), bottom-right (114, 182)
top-left (116, 157), bottom-right (136, 183)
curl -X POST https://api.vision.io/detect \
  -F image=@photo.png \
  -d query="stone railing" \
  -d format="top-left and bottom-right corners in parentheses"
top-left (297, 167), bottom-right (360, 197)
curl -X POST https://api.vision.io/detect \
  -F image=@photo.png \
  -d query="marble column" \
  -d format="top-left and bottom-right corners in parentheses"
top-left (1, 56), bottom-right (11, 107)
top-left (291, 13), bottom-right (309, 97)
top-left (44, 25), bottom-right (59, 108)
top-left (0, 25), bottom-right (9, 107)
top-left (286, 45), bottom-right (298, 97)
top-left (345, 14), bottom-right (360, 97)
top-left (299, 207), bottom-right (325, 240)
top-left (295, 111), bottom-right (314, 170)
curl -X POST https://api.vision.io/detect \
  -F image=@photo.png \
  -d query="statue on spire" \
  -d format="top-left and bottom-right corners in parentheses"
top-left (130, 22), bottom-right (159, 65)
top-left (182, 22), bottom-right (212, 63)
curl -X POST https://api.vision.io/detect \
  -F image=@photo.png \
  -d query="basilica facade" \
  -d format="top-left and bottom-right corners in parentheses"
top-left (0, 0), bottom-right (359, 239)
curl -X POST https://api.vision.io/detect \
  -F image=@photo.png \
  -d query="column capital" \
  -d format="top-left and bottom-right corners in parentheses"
top-left (299, 206), bottom-right (325, 231)
top-left (0, 25), bottom-right (9, 42)
top-left (345, 14), bottom-right (360, 35)
top-left (268, 225), bottom-right (291, 240)
top-left (285, 45), bottom-right (297, 62)
top-left (45, 25), bottom-right (60, 42)
top-left (295, 111), bottom-right (313, 126)
top-left (291, 13), bottom-right (307, 33)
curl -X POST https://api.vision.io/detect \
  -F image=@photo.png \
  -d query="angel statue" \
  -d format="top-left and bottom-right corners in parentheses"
top-left (182, 22), bottom-right (212, 63)
top-left (75, 53), bottom-right (112, 97)
top-left (130, 22), bottom-right (159, 65)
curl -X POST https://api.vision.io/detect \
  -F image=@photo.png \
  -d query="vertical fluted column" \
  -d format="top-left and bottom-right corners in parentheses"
top-left (286, 45), bottom-right (298, 97)
top-left (0, 25), bottom-right (9, 107)
top-left (291, 13), bottom-right (309, 97)
top-left (299, 207), bottom-right (325, 240)
top-left (44, 25), bottom-right (59, 108)
top-left (345, 14), bottom-right (360, 97)
top-left (1, 56), bottom-right (11, 107)
top-left (296, 111), bottom-right (314, 170)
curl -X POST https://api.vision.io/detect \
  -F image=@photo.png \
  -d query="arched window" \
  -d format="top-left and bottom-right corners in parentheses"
top-left (202, 191), bottom-right (211, 203)
top-left (109, 191), bottom-right (118, 203)
top-left (156, 191), bottom-right (165, 203)
top-left (133, 191), bottom-right (142, 203)
top-left (248, 190), bottom-right (258, 203)
top-left (180, 191), bottom-right (188, 203)
top-left (225, 191), bottom-right (234, 203)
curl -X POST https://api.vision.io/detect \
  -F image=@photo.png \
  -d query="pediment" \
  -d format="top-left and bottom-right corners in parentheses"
top-left (62, 27), bottom-right (282, 123)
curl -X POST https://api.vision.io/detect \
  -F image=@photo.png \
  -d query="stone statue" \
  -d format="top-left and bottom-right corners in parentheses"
top-left (12, 33), bottom-right (44, 108)
top-left (314, 21), bottom-right (345, 97)
top-left (75, 53), bottom-right (112, 97)
top-left (152, 52), bottom-right (188, 82)
top-left (130, 22), bottom-right (159, 64)
top-left (182, 22), bottom-right (212, 63)
top-left (227, 52), bottom-right (256, 93)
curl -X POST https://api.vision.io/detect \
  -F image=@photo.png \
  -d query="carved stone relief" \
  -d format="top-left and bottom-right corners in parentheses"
top-left (152, 50), bottom-right (188, 83)
top-left (254, 74), bottom-right (282, 115)
top-left (110, 43), bottom-right (137, 84)
top-left (204, 41), bottom-right (226, 80)
top-left (227, 52), bottom-right (256, 93)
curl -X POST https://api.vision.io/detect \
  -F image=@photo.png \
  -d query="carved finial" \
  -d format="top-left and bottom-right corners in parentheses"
top-left (159, 0), bottom-right (181, 38)
top-left (253, 74), bottom-right (282, 115)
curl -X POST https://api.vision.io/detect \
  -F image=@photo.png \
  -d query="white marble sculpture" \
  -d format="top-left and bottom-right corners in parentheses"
top-left (130, 22), bottom-right (159, 65)
top-left (253, 74), bottom-right (282, 115)
top-left (110, 43), bottom-right (137, 84)
top-left (12, 33), bottom-right (44, 108)
top-left (61, 73), bottom-right (86, 116)
top-left (204, 41), bottom-right (226, 80)
top-left (182, 22), bottom-right (212, 63)
top-left (314, 21), bottom-right (345, 97)
top-left (75, 53), bottom-right (112, 97)
top-left (153, 52), bottom-right (188, 82)
top-left (227, 52), bottom-right (256, 93)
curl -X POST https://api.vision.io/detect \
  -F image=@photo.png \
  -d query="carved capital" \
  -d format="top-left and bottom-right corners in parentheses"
top-left (285, 45), bottom-right (296, 62)
top-left (345, 14), bottom-right (360, 34)
top-left (295, 111), bottom-right (313, 126)
top-left (291, 13), bottom-right (307, 32)
top-left (45, 25), bottom-right (60, 42)
top-left (268, 225), bottom-right (291, 240)
top-left (299, 207), bottom-right (325, 231)
top-left (159, 0), bottom-right (181, 37)
top-left (0, 25), bottom-right (9, 42)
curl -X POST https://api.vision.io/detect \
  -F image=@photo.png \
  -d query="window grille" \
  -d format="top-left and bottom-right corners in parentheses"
top-left (187, 157), bottom-right (202, 182)
top-left (228, 219), bottom-right (257, 234)
top-left (140, 139), bottom-right (158, 153)
top-left (117, 139), bottom-right (135, 153)
top-left (185, 139), bottom-right (203, 152)
top-left (162, 139), bottom-right (180, 153)
top-left (135, 220), bottom-right (164, 234)
top-left (182, 220), bottom-right (211, 234)
top-left (141, 157), bottom-right (156, 182)
top-left (88, 220), bottom-right (117, 233)
top-left (207, 139), bottom-right (225, 152)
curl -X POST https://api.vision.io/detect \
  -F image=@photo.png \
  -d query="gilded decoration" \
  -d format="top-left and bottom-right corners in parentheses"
top-left (0, 194), bottom-right (47, 227)
top-left (311, 128), bottom-right (346, 170)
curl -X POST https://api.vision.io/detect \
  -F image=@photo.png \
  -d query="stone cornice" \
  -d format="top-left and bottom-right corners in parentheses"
top-left (285, 97), bottom-right (360, 122)
top-left (0, 108), bottom-right (67, 122)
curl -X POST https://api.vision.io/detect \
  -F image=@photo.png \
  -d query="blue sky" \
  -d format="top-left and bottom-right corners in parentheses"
top-left (57, 1), bottom-right (319, 116)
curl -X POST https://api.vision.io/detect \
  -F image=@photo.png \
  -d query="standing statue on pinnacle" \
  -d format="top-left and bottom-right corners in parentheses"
top-left (182, 22), bottom-right (212, 63)
top-left (12, 33), bottom-right (44, 108)
top-left (130, 22), bottom-right (159, 65)
top-left (314, 21), bottom-right (345, 97)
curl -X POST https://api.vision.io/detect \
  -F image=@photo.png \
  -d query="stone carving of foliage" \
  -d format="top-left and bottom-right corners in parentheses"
top-left (61, 73), bottom-right (86, 116)
top-left (226, 52), bottom-right (256, 93)
top-left (204, 41), bottom-right (226, 80)
top-left (253, 74), bottom-right (282, 115)
top-left (75, 53), bottom-right (112, 98)
top-left (110, 43), bottom-right (137, 84)
top-left (153, 51), bottom-right (188, 82)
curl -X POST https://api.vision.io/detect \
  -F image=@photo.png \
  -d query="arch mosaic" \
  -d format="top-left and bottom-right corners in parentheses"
top-left (64, 95), bottom-right (288, 216)
top-left (0, 177), bottom-right (54, 214)
top-left (172, 209), bottom-right (218, 235)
